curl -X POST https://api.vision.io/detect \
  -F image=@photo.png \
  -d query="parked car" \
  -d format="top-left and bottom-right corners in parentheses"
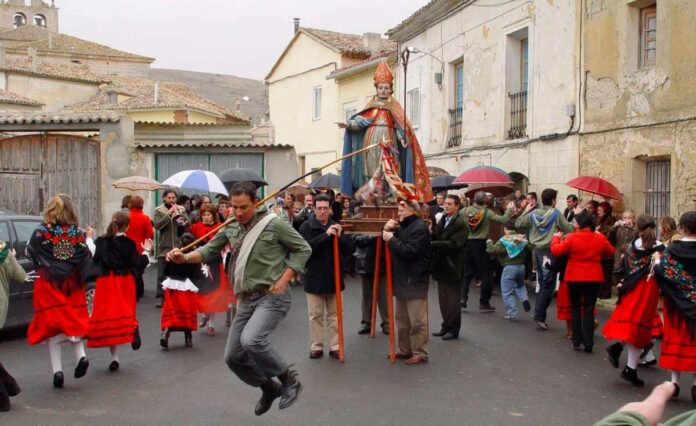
top-left (1, 214), bottom-right (42, 329)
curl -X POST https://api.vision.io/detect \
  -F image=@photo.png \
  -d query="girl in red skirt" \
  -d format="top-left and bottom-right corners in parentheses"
top-left (26, 194), bottom-right (92, 388)
top-left (86, 211), bottom-right (151, 371)
top-left (190, 205), bottom-right (232, 336)
top-left (602, 214), bottom-right (664, 387)
top-left (160, 233), bottom-right (209, 348)
top-left (654, 211), bottom-right (696, 402)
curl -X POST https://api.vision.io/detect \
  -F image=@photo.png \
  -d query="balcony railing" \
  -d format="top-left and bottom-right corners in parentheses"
top-left (508, 90), bottom-right (527, 139)
top-left (447, 107), bottom-right (462, 148)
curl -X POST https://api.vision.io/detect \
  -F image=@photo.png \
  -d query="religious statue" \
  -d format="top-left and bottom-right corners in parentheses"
top-left (338, 61), bottom-right (432, 203)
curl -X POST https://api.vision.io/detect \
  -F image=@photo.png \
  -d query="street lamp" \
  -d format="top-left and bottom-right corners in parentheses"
top-left (406, 46), bottom-right (444, 87)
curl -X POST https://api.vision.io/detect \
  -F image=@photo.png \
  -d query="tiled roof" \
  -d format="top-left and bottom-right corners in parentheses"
top-left (327, 53), bottom-right (396, 80)
top-left (386, 0), bottom-right (472, 41)
top-left (0, 89), bottom-right (43, 106)
top-left (67, 75), bottom-right (250, 124)
top-left (0, 25), bottom-right (154, 62)
top-left (302, 28), bottom-right (396, 58)
top-left (0, 56), bottom-right (106, 83)
top-left (0, 111), bottom-right (122, 125)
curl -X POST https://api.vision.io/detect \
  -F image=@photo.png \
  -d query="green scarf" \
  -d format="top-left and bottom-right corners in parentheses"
top-left (0, 241), bottom-right (8, 266)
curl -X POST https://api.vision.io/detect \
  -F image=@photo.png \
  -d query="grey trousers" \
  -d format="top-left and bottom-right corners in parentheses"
top-left (223, 290), bottom-right (291, 387)
top-left (360, 274), bottom-right (388, 330)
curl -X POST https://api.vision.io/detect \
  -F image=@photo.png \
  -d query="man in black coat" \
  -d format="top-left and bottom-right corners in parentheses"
top-left (299, 194), bottom-right (354, 360)
top-left (563, 194), bottom-right (578, 222)
top-left (382, 200), bottom-right (431, 365)
top-left (431, 194), bottom-right (468, 340)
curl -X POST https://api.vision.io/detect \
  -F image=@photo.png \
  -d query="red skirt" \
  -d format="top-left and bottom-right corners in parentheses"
top-left (197, 264), bottom-right (233, 313)
top-left (28, 275), bottom-right (89, 345)
top-left (86, 273), bottom-right (138, 348)
top-left (161, 289), bottom-right (198, 331)
top-left (659, 301), bottom-right (696, 372)
top-left (556, 281), bottom-right (597, 321)
top-left (602, 276), bottom-right (662, 348)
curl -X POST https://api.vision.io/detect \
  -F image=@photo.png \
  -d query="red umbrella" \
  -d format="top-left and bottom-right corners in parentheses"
top-left (566, 176), bottom-right (622, 200)
top-left (453, 165), bottom-right (513, 185)
top-left (465, 183), bottom-right (514, 198)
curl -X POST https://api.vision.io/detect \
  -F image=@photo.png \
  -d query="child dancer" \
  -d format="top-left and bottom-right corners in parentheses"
top-left (160, 233), bottom-right (209, 348)
top-left (602, 214), bottom-right (664, 387)
top-left (87, 211), bottom-right (151, 371)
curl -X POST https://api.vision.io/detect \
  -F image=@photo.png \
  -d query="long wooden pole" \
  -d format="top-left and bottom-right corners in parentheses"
top-left (370, 236), bottom-right (382, 338)
top-left (333, 235), bottom-right (345, 363)
top-left (180, 142), bottom-right (381, 252)
top-left (385, 243), bottom-right (395, 364)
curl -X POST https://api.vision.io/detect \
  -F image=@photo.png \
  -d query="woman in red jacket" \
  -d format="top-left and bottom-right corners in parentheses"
top-left (125, 195), bottom-right (154, 301)
top-left (551, 211), bottom-right (614, 353)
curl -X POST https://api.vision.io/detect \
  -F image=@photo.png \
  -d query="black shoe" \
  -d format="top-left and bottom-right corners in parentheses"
top-left (109, 361), bottom-right (119, 372)
top-left (639, 341), bottom-right (655, 360)
top-left (53, 371), bottom-right (64, 388)
top-left (691, 385), bottom-right (696, 403)
top-left (584, 346), bottom-right (593, 354)
top-left (522, 300), bottom-right (531, 312)
top-left (479, 303), bottom-right (496, 312)
top-left (74, 357), bottom-right (89, 379)
top-left (131, 327), bottom-right (142, 351)
top-left (441, 332), bottom-right (458, 340)
top-left (432, 329), bottom-right (447, 337)
top-left (278, 366), bottom-right (302, 410)
top-left (358, 324), bottom-right (370, 335)
top-left (0, 363), bottom-right (20, 397)
top-left (255, 380), bottom-right (282, 416)
top-left (620, 366), bottom-right (644, 387)
top-left (0, 390), bottom-right (9, 412)
top-left (534, 320), bottom-right (549, 330)
top-left (606, 342), bottom-right (623, 368)
top-left (185, 331), bottom-right (193, 348)
top-left (160, 328), bottom-right (170, 349)
top-left (672, 383), bottom-right (680, 399)
top-left (155, 298), bottom-right (163, 308)
top-left (382, 327), bottom-right (390, 335)
top-left (638, 359), bottom-right (657, 367)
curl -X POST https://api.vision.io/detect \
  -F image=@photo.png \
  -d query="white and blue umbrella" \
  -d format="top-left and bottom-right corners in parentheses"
top-left (162, 170), bottom-right (228, 196)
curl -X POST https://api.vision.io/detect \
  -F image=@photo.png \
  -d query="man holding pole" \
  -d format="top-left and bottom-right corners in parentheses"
top-left (166, 182), bottom-right (311, 416)
top-left (298, 194), bottom-right (354, 360)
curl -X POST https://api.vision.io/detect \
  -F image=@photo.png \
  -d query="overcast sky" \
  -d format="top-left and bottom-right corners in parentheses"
top-left (59, 0), bottom-right (428, 80)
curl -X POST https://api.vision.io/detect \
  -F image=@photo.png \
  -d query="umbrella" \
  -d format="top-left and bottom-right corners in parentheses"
top-left (464, 183), bottom-right (514, 198)
top-left (430, 175), bottom-right (468, 191)
top-left (453, 165), bottom-right (514, 185)
top-left (162, 170), bottom-right (228, 195)
top-left (285, 180), bottom-right (312, 197)
top-left (308, 173), bottom-right (340, 189)
top-left (566, 176), bottom-right (622, 200)
top-left (427, 166), bottom-right (451, 178)
top-left (112, 176), bottom-right (164, 191)
top-left (219, 168), bottom-right (267, 189)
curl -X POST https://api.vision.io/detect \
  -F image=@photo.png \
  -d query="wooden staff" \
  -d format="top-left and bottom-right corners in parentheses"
top-left (333, 235), bottom-right (345, 363)
top-left (180, 142), bottom-right (381, 252)
top-left (384, 242), bottom-right (395, 364)
top-left (370, 236), bottom-right (383, 338)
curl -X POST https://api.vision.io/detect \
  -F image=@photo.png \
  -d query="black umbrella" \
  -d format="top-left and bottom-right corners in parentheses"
top-left (219, 168), bottom-right (267, 189)
top-left (308, 173), bottom-right (340, 189)
top-left (431, 175), bottom-right (468, 191)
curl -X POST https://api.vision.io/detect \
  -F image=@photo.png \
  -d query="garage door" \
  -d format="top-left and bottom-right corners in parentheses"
top-left (155, 153), bottom-right (264, 196)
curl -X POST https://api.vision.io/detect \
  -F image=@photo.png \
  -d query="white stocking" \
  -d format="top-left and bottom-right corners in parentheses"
top-left (48, 336), bottom-right (63, 373)
top-left (109, 346), bottom-right (119, 362)
top-left (626, 343), bottom-right (641, 369)
top-left (208, 313), bottom-right (216, 328)
top-left (671, 371), bottom-right (681, 383)
top-left (72, 340), bottom-right (86, 361)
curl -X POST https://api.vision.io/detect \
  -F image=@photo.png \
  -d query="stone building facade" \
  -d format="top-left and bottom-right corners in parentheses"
top-left (580, 0), bottom-right (696, 218)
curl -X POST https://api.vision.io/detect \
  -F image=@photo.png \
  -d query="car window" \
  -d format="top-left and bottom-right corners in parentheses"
top-left (12, 220), bottom-right (41, 259)
top-left (0, 221), bottom-right (10, 245)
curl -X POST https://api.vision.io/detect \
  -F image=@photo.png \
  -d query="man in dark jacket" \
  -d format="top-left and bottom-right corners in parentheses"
top-left (431, 195), bottom-right (468, 340)
top-left (299, 194), bottom-right (354, 360)
top-left (382, 200), bottom-right (431, 365)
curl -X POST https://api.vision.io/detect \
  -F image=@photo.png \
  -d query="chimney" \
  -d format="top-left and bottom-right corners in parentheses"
top-left (107, 90), bottom-right (118, 105)
top-left (153, 81), bottom-right (159, 105)
top-left (293, 18), bottom-right (300, 34)
top-left (362, 32), bottom-right (382, 57)
top-left (28, 47), bottom-right (38, 72)
top-left (0, 42), bottom-right (5, 68)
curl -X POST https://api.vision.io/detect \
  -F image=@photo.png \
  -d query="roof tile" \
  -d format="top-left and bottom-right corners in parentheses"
top-left (302, 28), bottom-right (396, 58)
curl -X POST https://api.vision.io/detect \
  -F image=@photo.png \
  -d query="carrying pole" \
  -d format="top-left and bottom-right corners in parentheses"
top-left (333, 235), bottom-right (346, 363)
top-left (385, 242), bottom-right (395, 364)
top-left (370, 236), bottom-right (383, 338)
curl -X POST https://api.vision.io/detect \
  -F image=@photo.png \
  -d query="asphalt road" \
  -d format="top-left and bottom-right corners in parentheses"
top-left (0, 269), bottom-right (692, 425)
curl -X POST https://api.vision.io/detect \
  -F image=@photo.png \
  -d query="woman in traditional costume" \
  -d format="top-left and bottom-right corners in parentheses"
top-left (602, 214), bottom-right (664, 387)
top-left (160, 233), bottom-right (205, 348)
top-left (26, 194), bottom-right (91, 388)
top-left (86, 211), bottom-right (151, 371)
top-left (190, 204), bottom-right (232, 336)
top-left (653, 211), bottom-right (696, 401)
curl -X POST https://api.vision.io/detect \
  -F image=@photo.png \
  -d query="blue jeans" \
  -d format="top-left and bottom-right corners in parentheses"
top-left (533, 248), bottom-right (557, 322)
top-left (500, 264), bottom-right (528, 319)
top-left (224, 290), bottom-right (292, 387)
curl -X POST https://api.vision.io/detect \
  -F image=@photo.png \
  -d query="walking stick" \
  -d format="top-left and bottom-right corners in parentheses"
top-left (179, 142), bottom-right (381, 252)
top-left (333, 235), bottom-right (345, 363)
top-left (384, 242), bottom-right (395, 364)
top-left (370, 236), bottom-right (383, 338)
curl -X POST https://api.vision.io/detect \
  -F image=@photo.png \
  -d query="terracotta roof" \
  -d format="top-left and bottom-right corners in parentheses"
top-left (135, 140), bottom-right (291, 149)
top-left (0, 25), bottom-right (154, 62)
top-left (386, 0), bottom-right (473, 41)
top-left (0, 111), bottom-right (122, 125)
top-left (0, 89), bottom-right (43, 106)
top-left (0, 56), bottom-right (107, 83)
top-left (327, 53), bottom-right (397, 80)
top-left (302, 28), bottom-right (396, 58)
top-left (67, 75), bottom-right (250, 124)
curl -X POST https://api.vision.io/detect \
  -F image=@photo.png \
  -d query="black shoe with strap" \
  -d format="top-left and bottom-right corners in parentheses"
top-left (74, 357), bottom-right (89, 379)
top-left (606, 342), bottom-right (623, 368)
top-left (278, 366), bottom-right (302, 410)
top-left (53, 371), bottom-right (64, 388)
top-left (255, 380), bottom-right (282, 416)
top-left (131, 327), bottom-right (142, 351)
top-left (620, 366), bottom-right (644, 387)
top-left (0, 363), bottom-right (20, 397)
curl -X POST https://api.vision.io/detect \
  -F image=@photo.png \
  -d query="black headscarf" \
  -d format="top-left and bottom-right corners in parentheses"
top-left (618, 239), bottom-right (664, 300)
top-left (654, 240), bottom-right (696, 334)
